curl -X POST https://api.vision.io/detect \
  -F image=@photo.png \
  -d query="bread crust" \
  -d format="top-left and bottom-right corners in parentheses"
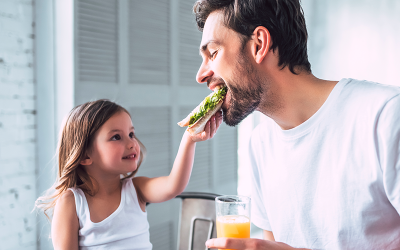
top-left (177, 91), bottom-right (216, 127)
top-left (186, 101), bottom-right (223, 135)
top-left (177, 102), bottom-right (202, 127)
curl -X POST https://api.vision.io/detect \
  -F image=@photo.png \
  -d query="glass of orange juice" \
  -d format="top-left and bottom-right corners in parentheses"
top-left (215, 195), bottom-right (251, 250)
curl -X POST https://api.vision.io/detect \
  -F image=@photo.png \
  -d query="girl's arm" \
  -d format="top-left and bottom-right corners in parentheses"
top-left (133, 112), bottom-right (222, 204)
top-left (52, 190), bottom-right (79, 250)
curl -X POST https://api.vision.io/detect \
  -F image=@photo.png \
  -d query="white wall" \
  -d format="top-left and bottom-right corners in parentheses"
top-left (0, 0), bottom-right (37, 249)
top-left (303, 0), bottom-right (400, 85)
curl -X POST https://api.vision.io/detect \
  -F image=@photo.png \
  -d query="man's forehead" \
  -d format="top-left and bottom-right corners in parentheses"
top-left (200, 11), bottom-right (226, 49)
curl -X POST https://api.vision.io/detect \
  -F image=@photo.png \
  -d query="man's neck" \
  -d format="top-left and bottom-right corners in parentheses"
top-left (258, 68), bottom-right (338, 130)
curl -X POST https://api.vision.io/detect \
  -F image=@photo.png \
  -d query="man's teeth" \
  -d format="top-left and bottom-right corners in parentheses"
top-left (214, 84), bottom-right (226, 91)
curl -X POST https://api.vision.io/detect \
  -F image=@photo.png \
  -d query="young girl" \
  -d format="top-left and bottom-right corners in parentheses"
top-left (35, 99), bottom-right (222, 250)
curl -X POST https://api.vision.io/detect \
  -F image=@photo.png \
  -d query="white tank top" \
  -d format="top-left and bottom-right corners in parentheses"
top-left (69, 178), bottom-right (152, 250)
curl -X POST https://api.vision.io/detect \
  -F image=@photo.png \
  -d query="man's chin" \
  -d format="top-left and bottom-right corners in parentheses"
top-left (222, 102), bottom-right (258, 127)
top-left (221, 86), bottom-right (260, 126)
top-left (221, 94), bottom-right (239, 126)
top-left (222, 106), bottom-right (242, 127)
top-left (223, 115), bottom-right (239, 127)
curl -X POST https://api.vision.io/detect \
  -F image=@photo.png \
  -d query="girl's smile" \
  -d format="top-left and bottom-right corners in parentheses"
top-left (122, 153), bottom-right (137, 160)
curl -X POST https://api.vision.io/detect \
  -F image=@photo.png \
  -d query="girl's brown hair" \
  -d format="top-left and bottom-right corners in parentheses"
top-left (35, 99), bottom-right (146, 219)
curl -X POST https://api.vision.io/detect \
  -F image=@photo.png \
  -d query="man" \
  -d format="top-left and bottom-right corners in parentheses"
top-left (193, 0), bottom-right (400, 249)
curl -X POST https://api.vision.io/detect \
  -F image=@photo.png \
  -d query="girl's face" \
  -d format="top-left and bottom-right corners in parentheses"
top-left (86, 111), bottom-right (141, 176)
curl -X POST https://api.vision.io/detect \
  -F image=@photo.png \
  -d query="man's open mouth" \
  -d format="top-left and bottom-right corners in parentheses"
top-left (214, 82), bottom-right (227, 91)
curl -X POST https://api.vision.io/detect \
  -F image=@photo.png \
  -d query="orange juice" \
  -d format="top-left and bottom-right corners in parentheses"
top-left (216, 215), bottom-right (250, 250)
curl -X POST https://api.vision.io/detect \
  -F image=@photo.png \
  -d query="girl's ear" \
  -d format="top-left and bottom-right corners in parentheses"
top-left (80, 155), bottom-right (93, 166)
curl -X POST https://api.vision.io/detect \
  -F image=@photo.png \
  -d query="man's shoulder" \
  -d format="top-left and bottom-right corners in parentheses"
top-left (344, 78), bottom-right (400, 101)
top-left (336, 78), bottom-right (400, 116)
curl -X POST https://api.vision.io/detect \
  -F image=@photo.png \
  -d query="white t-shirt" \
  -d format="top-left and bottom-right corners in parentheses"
top-left (69, 178), bottom-right (152, 250)
top-left (248, 78), bottom-right (400, 249)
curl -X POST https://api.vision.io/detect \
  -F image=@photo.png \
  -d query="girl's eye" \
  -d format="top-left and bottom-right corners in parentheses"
top-left (210, 50), bottom-right (218, 60)
top-left (111, 134), bottom-right (121, 141)
top-left (129, 132), bottom-right (135, 138)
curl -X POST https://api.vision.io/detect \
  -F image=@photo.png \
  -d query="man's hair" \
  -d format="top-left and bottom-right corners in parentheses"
top-left (193, 0), bottom-right (312, 74)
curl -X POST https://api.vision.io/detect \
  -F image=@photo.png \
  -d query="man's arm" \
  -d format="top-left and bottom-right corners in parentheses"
top-left (377, 94), bottom-right (400, 214)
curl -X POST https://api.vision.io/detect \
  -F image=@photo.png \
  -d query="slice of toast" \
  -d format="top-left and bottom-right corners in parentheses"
top-left (186, 101), bottom-right (223, 135)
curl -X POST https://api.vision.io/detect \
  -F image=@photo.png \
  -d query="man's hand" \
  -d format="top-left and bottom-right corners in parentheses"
top-left (205, 238), bottom-right (309, 250)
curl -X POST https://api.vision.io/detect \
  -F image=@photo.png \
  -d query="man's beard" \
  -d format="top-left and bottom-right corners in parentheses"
top-left (222, 52), bottom-right (264, 126)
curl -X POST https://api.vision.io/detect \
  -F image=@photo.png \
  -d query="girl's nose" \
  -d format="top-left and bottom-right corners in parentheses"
top-left (127, 140), bottom-right (135, 149)
top-left (196, 61), bottom-right (213, 84)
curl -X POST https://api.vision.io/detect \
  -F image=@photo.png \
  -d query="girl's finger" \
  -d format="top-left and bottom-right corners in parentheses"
top-left (210, 115), bottom-right (217, 138)
top-left (203, 120), bottom-right (211, 140)
top-left (216, 111), bottom-right (223, 128)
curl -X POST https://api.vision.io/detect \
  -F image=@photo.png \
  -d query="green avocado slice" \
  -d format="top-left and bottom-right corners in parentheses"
top-left (189, 87), bottom-right (227, 127)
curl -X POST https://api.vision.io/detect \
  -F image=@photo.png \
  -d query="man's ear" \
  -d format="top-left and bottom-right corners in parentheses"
top-left (251, 26), bottom-right (271, 64)
top-left (80, 154), bottom-right (93, 166)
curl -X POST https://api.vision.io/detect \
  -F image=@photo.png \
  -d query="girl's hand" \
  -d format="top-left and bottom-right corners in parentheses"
top-left (188, 111), bottom-right (223, 142)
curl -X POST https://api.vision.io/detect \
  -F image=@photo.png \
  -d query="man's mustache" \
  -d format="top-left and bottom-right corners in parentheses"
top-left (207, 77), bottom-right (226, 88)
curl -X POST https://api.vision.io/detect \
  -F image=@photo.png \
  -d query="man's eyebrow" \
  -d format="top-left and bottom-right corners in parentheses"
top-left (199, 40), bottom-right (220, 54)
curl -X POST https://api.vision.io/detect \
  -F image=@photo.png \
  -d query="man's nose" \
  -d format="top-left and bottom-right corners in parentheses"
top-left (196, 61), bottom-right (213, 84)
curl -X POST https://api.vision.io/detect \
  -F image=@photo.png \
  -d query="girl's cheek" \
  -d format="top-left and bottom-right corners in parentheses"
top-left (136, 143), bottom-right (141, 155)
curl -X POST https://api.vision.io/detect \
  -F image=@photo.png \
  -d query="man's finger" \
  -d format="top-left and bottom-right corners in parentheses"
top-left (205, 238), bottom-right (247, 249)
